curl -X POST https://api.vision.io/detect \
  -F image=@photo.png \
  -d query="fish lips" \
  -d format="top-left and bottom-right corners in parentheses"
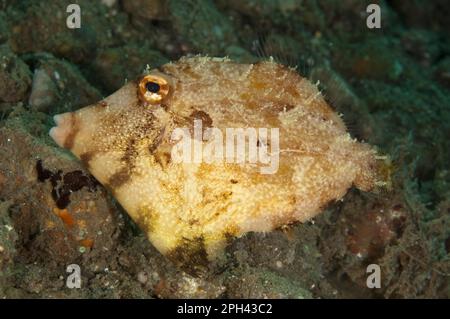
top-left (49, 112), bottom-right (75, 148)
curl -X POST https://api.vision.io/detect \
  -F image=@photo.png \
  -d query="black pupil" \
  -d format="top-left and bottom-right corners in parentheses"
top-left (146, 81), bottom-right (160, 93)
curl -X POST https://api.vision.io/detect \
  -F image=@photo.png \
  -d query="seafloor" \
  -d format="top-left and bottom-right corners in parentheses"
top-left (0, 0), bottom-right (449, 298)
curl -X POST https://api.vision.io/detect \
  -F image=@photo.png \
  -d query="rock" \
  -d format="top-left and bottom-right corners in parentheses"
top-left (390, 0), bottom-right (450, 31)
top-left (0, 12), bottom-right (8, 43)
top-left (0, 44), bottom-right (32, 105)
top-left (320, 191), bottom-right (449, 298)
top-left (26, 53), bottom-right (101, 113)
top-left (352, 73), bottom-right (450, 178)
top-left (28, 69), bottom-right (59, 112)
top-left (226, 267), bottom-right (312, 299)
top-left (333, 39), bottom-right (404, 82)
top-left (217, 0), bottom-right (325, 35)
top-left (100, 0), bottom-right (117, 8)
top-left (319, 0), bottom-right (398, 35)
top-left (137, 271), bottom-right (148, 284)
top-left (434, 56), bottom-right (450, 89)
top-left (6, 0), bottom-right (121, 63)
top-left (167, 0), bottom-right (239, 56)
top-left (0, 200), bottom-right (18, 296)
top-left (0, 112), bottom-right (119, 286)
top-left (401, 29), bottom-right (442, 66)
top-left (123, 0), bottom-right (168, 21)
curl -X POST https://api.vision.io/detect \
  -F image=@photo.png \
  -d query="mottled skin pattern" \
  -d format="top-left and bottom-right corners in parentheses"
top-left (50, 56), bottom-right (383, 274)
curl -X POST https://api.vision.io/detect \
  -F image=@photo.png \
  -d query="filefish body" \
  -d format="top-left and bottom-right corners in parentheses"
top-left (49, 56), bottom-right (384, 274)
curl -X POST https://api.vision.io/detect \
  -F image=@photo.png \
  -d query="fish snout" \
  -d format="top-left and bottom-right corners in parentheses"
top-left (49, 112), bottom-right (76, 148)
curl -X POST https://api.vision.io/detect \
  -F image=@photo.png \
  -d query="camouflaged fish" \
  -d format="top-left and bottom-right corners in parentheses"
top-left (49, 56), bottom-right (386, 274)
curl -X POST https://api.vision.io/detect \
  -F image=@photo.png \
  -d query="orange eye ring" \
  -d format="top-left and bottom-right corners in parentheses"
top-left (138, 74), bottom-right (170, 104)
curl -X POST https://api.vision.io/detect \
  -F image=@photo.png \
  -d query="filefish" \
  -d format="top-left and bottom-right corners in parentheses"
top-left (49, 56), bottom-right (386, 274)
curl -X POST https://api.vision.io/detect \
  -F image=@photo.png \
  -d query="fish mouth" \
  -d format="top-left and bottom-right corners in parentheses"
top-left (49, 112), bottom-right (75, 148)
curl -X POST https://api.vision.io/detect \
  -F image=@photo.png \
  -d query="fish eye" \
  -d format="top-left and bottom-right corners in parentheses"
top-left (146, 81), bottom-right (160, 93)
top-left (138, 75), bottom-right (169, 104)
